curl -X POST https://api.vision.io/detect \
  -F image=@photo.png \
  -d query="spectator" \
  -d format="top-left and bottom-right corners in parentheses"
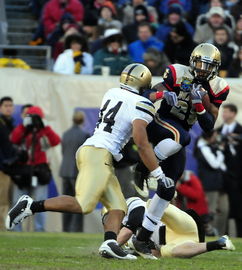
top-left (0, 49), bottom-right (30, 69)
top-left (228, 46), bottom-right (242, 77)
top-left (164, 21), bottom-right (197, 65)
top-left (82, 14), bottom-right (100, 54)
top-left (128, 22), bottom-right (164, 63)
top-left (230, 0), bottom-right (242, 21)
top-left (46, 13), bottom-right (84, 58)
top-left (160, 0), bottom-right (192, 17)
top-left (93, 28), bottom-right (132, 75)
top-left (194, 7), bottom-right (233, 44)
top-left (60, 110), bottom-right (89, 232)
top-left (210, 26), bottom-right (238, 77)
top-left (196, 1), bottom-right (235, 31)
top-left (143, 48), bottom-right (170, 76)
top-left (234, 17), bottom-right (242, 46)
top-left (53, 34), bottom-right (93, 75)
top-left (10, 106), bottom-right (61, 231)
top-left (0, 97), bottom-right (15, 231)
top-left (42, 0), bottom-right (84, 38)
top-left (98, 1), bottom-right (122, 31)
top-left (175, 170), bottom-right (214, 236)
top-left (217, 104), bottom-right (242, 237)
top-left (122, 4), bottom-right (150, 44)
top-left (121, 0), bottom-right (158, 25)
top-left (155, 3), bottom-right (194, 43)
top-left (176, 170), bottom-right (209, 218)
top-left (194, 130), bottom-right (228, 236)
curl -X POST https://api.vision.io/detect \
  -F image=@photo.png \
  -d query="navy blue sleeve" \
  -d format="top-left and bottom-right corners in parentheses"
top-left (197, 112), bottom-right (215, 132)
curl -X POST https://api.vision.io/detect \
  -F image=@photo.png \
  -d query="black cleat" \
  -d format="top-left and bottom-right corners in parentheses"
top-left (99, 240), bottom-right (137, 260)
top-left (130, 235), bottom-right (157, 259)
top-left (5, 195), bottom-right (33, 230)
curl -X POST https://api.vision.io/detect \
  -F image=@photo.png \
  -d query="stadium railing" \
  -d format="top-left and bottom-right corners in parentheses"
top-left (0, 44), bottom-right (52, 70)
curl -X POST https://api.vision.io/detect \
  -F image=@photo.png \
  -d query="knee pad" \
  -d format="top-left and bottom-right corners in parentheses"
top-left (156, 178), bottom-right (175, 201)
top-left (154, 139), bottom-right (182, 161)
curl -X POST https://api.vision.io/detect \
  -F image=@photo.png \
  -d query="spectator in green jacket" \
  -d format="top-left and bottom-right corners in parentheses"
top-left (93, 28), bottom-right (132, 75)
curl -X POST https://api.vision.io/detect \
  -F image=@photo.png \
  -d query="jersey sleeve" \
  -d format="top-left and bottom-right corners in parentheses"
top-left (210, 78), bottom-right (230, 108)
top-left (132, 100), bottom-right (155, 124)
top-left (161, 65), bottom-right (176, 91)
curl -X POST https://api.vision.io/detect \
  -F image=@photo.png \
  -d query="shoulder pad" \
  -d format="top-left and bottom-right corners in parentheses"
top-left (209, 77), bottom-right (229, 97)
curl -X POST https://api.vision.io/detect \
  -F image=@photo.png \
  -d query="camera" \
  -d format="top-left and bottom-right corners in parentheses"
top-left (23, 114), bottom-right (44, 130)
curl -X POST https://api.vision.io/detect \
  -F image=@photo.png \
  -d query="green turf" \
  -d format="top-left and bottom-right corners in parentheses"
top-left (0, 232), bottom-right (242, 270)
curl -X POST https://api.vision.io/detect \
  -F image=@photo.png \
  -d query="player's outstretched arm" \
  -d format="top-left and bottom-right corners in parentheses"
top-left (132, 119), bottom-right (159, 172)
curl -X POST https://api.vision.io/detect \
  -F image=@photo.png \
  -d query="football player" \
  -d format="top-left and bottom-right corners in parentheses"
top-left (131, 43), bottom-right (230, 258)
top-left (115, 197), bottom-right (235, 259)
top-left (5, 63), bottom-right (170, 260)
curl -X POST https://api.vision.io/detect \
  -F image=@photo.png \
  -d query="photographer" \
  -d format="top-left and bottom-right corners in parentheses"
top-left (217, 104), bottom-right (242, 237)
top-left (194, 130), bottom-right (228, 236)
top-left (10, 106), bottom-right (60, 231)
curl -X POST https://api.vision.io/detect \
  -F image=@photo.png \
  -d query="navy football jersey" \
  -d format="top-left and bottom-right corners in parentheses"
top-left (157, 64), bottom-right (230, 130)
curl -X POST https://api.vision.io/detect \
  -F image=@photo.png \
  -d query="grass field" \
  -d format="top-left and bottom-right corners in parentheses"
top-left (0, 232), bottom-right (242, 270)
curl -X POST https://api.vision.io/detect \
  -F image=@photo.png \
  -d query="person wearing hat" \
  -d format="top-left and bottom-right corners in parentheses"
top-left (59, 109), bottom-right (89, 232)
top-left (128, 22), bottom-right (164, 63)
top-left (121, 0), bottom-right (158, 26)
top-left (53, 34), bottom-right (93, 74)
top-left (156, 3), bottom-right (194, 43)
top-left (143, 48), bottom-right (170, 76)
top-left (98, 2), bottom-right (122, 32)
top-left (42, 0), bottom-right (84, 38)
top-left (10, 106), bottom-right (61, 232)
top-left (93, 28), bottom-right (132, 75)
top-left (122, 4), bottom-right (150, 44)
top-left (194, 6), bottom-right (233, 44)
top-left (164, 21), bottom-right (197, 65)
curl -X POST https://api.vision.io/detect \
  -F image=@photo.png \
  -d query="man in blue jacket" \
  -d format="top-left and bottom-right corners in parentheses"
top-left (128, 22), bottom-right (164, 63)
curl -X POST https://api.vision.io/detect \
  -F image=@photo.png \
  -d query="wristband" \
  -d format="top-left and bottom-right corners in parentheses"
top-left (194, 103), bottom-right (205, 114)
top-left (155, 91), bottom-right (164, 100)
top-left (150, 166), bottom-right (163, 178)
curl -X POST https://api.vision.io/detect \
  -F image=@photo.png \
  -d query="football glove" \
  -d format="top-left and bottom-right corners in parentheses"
top-left (190, 83), bottom-right (207, 104)
top-left (163, 91), bottom-right (178, 106)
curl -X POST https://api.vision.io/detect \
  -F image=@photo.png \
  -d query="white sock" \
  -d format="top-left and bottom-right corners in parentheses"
top-left (142, 194), bottom-right (169, 232)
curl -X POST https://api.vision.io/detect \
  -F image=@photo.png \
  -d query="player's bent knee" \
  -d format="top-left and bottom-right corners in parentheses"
top-left (156, 180), bottom-right (175, 201)
top-left (154, 139), bottom-right (182, 161)
top-left (75, 196), bottom-right (96, 214)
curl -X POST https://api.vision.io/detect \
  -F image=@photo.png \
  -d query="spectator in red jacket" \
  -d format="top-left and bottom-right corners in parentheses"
top-left (10, 106), bottom-right (61, 232)
top-left (176, 170), bottom-right (217, 236)
top-left (176, 170), bottom-right (208, 217)
top-left (42, 0), bottom-right (84, 38)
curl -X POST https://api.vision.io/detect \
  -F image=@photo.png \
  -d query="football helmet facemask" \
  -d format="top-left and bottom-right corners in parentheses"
top-left (190, 43), bottom-right (221, 81)
top-left (120, 63), bottom-right (152, 94)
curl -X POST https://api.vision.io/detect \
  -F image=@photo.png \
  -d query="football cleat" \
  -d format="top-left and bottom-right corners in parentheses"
top-left (218, 235), bottom-right (235, 251)
top-left (99, 240), bottom-right (137, 260)
top-left (130, 235), bottom-right (157, 260)
top-left (5, 195), bottom-right (33, 230)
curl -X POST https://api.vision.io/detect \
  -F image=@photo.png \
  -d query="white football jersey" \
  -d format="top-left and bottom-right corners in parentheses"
top-left (82, 87), bottom-right (155, 161)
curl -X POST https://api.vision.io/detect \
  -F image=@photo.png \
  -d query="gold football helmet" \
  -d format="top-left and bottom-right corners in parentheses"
top-left (120, 63), bottom-right (152, 94)
top-left (190, 43), bottom-right (221, 81)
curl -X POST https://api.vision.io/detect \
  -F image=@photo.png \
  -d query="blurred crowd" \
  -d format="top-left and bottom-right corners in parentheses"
top-left (0, 96), bottom-right (242, 238)
top-left (1, 0), bottom-right (242, 77)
